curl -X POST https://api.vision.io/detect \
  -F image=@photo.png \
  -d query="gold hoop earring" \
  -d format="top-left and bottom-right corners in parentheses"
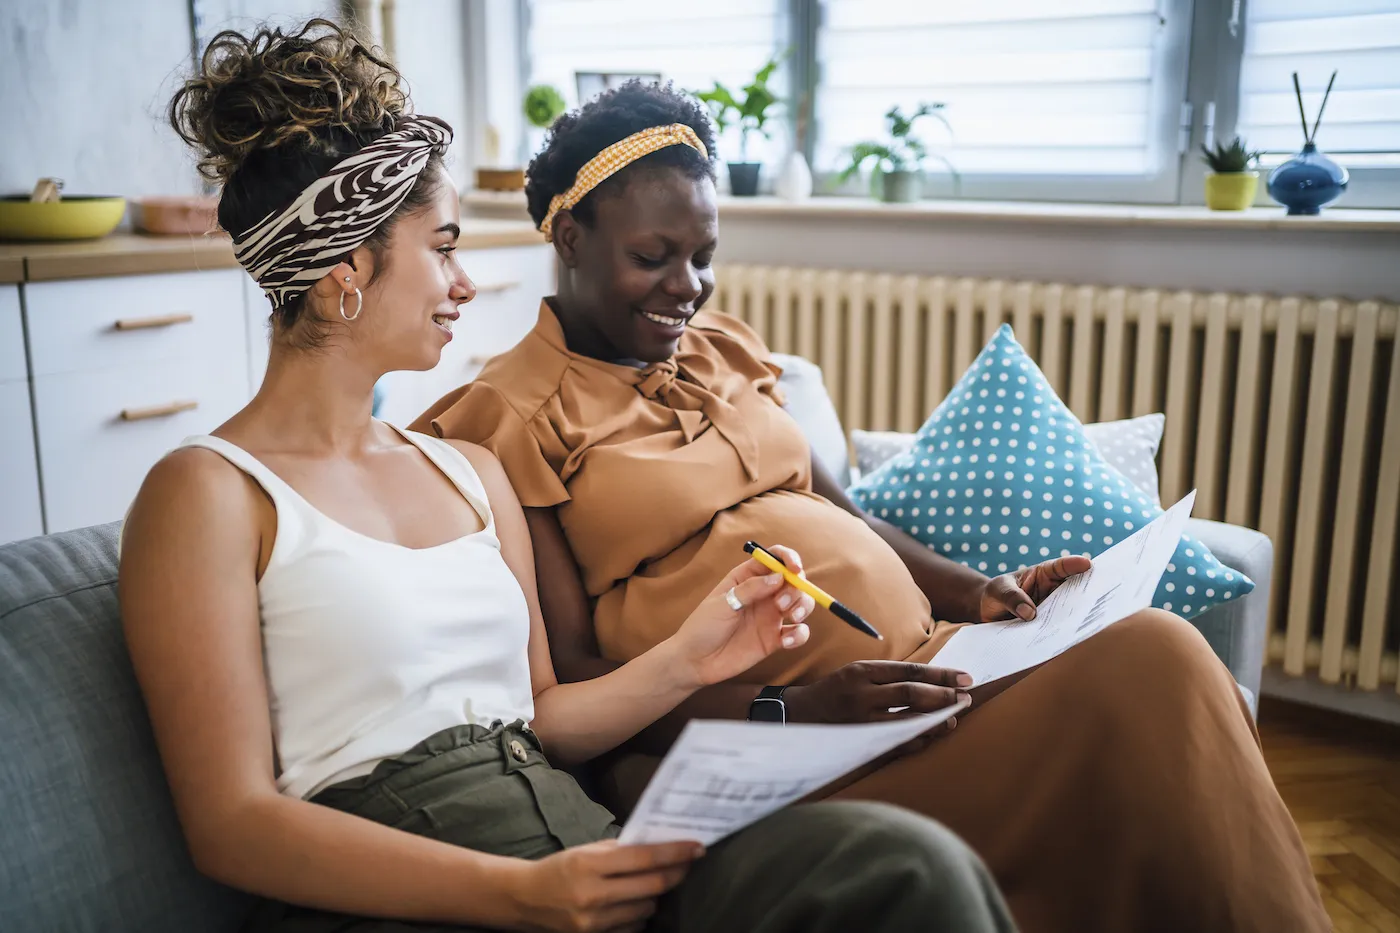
top-left (339, 277), bottom-right (363, 322)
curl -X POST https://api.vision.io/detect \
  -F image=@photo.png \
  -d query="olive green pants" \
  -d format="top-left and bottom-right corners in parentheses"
top-left (244, 722), bottom-right (1015, 933)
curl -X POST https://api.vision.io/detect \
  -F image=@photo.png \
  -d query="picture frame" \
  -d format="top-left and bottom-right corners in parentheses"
top-left (575, 71), bottom-right (662, 105)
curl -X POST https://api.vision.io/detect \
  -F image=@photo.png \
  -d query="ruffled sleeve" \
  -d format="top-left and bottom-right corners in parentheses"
top-left (414, 382), bottom-right (570, 508)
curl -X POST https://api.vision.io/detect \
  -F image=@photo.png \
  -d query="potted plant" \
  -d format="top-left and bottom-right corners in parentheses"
top-left (840, 103), bottom-right (956, 204)
top-left (524, 83), bottom-right (567, 131)
top-left (695, 55), bottom-right (783, 196)
top-left (1200, 136), bottom-right (1262, 211)
top-left (474, 124), bottom-right (524, 192)
top-left (478, 86), bottom-right (567, 193)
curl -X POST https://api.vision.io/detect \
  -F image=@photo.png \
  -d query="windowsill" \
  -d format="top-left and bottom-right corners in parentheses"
top-left (462, 190), bottom-right (1400, 234)
top-left (713, 196), bottom-right (1400, 233)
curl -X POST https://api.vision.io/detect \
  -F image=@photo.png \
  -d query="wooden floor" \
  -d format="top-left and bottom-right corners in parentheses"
top-left (1259, 698), bottom-right (1400, 932)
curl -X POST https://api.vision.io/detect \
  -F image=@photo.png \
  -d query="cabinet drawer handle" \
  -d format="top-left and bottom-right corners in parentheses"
top-left (120, 399), bottom-right (198, 421)
top-left (114, 312), bottom-right (195, 331)
top-left (474, 280), bottom-right (520, 295)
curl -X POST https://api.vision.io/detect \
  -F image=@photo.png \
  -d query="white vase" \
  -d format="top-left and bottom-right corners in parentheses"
top-left (775, 150), bottom-right (813, 201)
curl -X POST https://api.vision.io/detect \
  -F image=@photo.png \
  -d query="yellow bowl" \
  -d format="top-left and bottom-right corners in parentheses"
top-left (0, 196), bottom-right (127, 241)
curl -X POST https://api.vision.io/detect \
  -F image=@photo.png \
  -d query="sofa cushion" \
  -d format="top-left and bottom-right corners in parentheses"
top-left (849, 429), bottom-right (917, 481)
top-left (847, 325), bottom-right (1254, 621)
top-left (1082, 413), bottom-right (1165, 507)
top-left (773, 353), bottom-right (851, 487)
top-left (0, 523), bottom-right (249, 932)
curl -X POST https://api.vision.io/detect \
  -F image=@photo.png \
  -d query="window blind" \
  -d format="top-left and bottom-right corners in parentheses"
top-left (814, 0), bottom-right (1181, 177)
top-left (1238, 0), bottom-right (1400, 167)
top-left (526, 0), bottom-right (789, 164)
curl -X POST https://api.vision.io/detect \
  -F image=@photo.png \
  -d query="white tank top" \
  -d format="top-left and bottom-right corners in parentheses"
top-left (175, 426), bottom-right (536, 800)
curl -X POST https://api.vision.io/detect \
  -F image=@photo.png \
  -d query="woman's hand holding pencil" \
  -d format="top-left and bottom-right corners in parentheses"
top-left (740, 541), bottom-right (971, 745)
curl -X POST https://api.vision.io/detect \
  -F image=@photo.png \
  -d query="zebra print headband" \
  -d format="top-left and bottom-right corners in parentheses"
top-left (232, 115), bottom-right (452, 310)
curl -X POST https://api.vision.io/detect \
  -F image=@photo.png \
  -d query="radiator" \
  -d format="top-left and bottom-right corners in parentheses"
top-left (714, 265), bottom-right (1400, 693)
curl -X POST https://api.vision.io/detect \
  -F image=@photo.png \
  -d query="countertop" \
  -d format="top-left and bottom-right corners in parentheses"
top-left (0, 217), bottom-right (544, 284)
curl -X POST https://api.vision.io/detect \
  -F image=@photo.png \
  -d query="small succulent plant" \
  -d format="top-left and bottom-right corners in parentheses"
top-left (1200, 136), bottom-right (1262, 173)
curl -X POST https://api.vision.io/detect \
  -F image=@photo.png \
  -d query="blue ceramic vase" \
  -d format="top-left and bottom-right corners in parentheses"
top-left (1266, 142), bottom-right (1349, 215)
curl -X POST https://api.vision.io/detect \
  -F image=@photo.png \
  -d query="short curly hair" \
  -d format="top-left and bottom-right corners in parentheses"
top-left (525, 80), bottom-right (717, 231)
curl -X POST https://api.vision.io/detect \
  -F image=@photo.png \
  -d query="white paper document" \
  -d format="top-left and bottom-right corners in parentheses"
top-left (931, 490), bottom-right (1197, 687)
top-left (618, 699), bottom-right (969, 846)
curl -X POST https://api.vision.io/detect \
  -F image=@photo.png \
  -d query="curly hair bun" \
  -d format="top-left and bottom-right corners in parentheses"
top-left (170, 18), bottom-right (408, 183)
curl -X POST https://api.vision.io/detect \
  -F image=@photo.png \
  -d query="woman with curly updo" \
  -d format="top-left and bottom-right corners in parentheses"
top-left (118, 18), bottom-right (1016, 933)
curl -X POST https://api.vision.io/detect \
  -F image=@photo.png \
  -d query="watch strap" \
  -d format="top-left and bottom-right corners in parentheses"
top-left (747, 685), bottom-right (789, 723)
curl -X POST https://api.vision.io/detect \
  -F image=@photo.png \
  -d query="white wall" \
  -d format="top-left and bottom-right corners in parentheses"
top-left (482, 0), bottom-right (524, 168)
top-left (1, 0), bottom-right (199, 197)
top-left (466, 195), bottom-right (1400, 304)
top-left (712, 212), bottom-right (1400, 304)
top-left (197, 0), bottom-right (338, 42)
top-left (0, 0), bottom-right (468, 200)
top-left (387, 0), bottom-right (472, 190)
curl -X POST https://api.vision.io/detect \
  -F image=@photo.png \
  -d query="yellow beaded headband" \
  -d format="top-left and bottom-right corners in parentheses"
top-left (537, 124), bottom-right (709, 240)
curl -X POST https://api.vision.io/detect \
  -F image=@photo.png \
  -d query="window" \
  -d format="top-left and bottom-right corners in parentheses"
top-left (1236, 0), bottom-right (1400, 169)
top-left (524, 0), bottom-right (789, 165)
top-left (812, 0), bottom-right (1195, 202)
top-left (512, 0), bottom-right (1400, 206)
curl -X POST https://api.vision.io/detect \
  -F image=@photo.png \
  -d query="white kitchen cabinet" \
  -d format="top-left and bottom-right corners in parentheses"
top-left (0, 241), bottom-right (548, 539)
top-left (32, 352), bottom-right (248, 533)
top-left (23, 268), bottom-right (253, 535)
top-left (376, 244), bottom-right (553, 427)
top-left (0, 381), bottom-right (43, 543)
top-left (24, 269), bottom-right (248, 378)
top-left (0, 284), bottom-right (27, 382)
top-left (1, 228), bottom-right (546, 540)
top-left (0, 285), bottom-right (44, 543)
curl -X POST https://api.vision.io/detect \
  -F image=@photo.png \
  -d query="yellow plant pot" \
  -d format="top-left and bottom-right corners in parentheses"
top-left (1204, 172), bottom-right (1259, 211)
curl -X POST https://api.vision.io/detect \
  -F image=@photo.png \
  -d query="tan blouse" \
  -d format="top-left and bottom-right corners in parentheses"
top-left (414, 301), bottom-right (946, 684)
top-left (419, 306), bottom-right (1332, 933)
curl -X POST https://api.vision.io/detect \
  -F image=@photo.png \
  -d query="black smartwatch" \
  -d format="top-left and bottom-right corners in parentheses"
top-left (747, 685), bottom-right (788, 723)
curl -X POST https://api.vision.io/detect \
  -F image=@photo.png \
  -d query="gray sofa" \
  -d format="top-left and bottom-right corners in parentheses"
top-left (1, 360), bottom-right (1271, 931)
top-left (1, 523), bottom-right (252, 932)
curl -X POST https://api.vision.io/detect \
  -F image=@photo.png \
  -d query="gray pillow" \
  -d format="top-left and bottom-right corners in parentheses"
top-left (1083, 413), bottom-right (1165, 506)
top-left (849, 429), bottom-right (917, 481)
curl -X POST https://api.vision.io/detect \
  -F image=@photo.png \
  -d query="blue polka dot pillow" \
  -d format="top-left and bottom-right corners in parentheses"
top-left (848, 324), bottom-right (1253, 620)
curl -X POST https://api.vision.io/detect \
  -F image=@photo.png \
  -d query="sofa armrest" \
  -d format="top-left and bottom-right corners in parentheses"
top-left (1183, 518), bottom-right (1272, 703)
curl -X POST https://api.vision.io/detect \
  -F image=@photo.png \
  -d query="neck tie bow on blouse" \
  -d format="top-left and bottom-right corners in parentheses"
top-left (635, 357), bottom-right (760, 483)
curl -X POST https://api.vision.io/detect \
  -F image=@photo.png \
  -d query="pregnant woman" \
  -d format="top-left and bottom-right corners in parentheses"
top-left (415, 80), bottom-right (1328, 933)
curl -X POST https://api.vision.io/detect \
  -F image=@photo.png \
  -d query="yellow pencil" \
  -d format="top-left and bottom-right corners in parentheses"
top-left (743, 541), bottom-right (883, 640)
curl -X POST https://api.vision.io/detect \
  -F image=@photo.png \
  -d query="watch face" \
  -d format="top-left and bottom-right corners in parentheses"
top-left (749, 697), bottom-right (786, 723)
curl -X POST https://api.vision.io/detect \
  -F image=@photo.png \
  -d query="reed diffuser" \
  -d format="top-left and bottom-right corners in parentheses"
top-left (1266, 70), bottom-right (1349, 215)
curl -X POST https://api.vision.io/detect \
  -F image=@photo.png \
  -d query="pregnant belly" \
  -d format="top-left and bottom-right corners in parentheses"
top-left (594, 489), bottom-right (944, 683)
